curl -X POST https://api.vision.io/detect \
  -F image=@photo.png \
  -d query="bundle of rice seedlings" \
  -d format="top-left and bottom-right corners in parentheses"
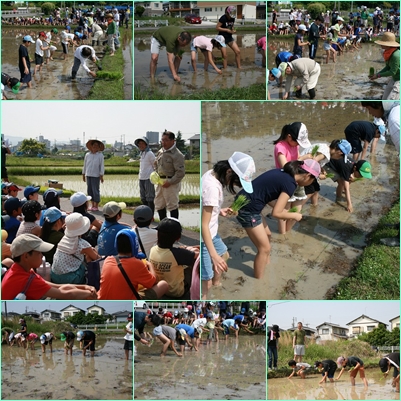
top-left (230, 195), bottom-right (250, 214)
top-left (326, 173), bottom-right (335, 178)
top-left (96, 71), bottom-right (123, 80)
top-left (288, 207), bottom-right (302, 213)
top-left (150, 171), bottom-right (165, 185)
top-left (311, 145), bottom-right (320, 157)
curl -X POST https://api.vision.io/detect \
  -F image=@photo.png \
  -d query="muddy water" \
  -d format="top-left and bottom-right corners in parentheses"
top-left (202, 101), bottom-right (399, 300)
top-left (1, 28), bottom-right (132, 100)
top-left (268, 38), bottom-right (386, 100)
top-left (1, 339), bottom-right (132, 400)
top-left (268, 370), bottom-right (400, 400)
top-left (121, 28), bottom-right (133, 100)
top-left (134, 335), bottom-right (266, 400)
top-left (134, 33), bottom-right (266, 97)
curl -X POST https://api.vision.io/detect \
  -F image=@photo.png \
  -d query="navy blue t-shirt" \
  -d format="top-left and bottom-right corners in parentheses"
top-left (218, 14), bottom-right (235, 42)
top-left (19, 44), bottom-right (30, 71)
top-left (293, 33), bottom-right (304, 56)
top-left (345, 121), bottom-right (377, 143)
top-left (237, 169), bottom-right (297, 214)
top-left (326, 158), bottom-right (354, 182)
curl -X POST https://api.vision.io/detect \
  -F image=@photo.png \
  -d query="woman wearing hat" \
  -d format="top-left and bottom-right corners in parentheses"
top-left (82, 139), bottom-right (105, 211)
top-left (51, 213), bottom-right (99, 284)
top-left (369, 32), bottom-right (400, 100)
top-left (190, 35), bottom-right (225, 74)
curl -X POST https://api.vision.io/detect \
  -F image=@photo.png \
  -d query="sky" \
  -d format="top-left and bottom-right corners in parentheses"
top-left (1, 301), bottom-right (133, 315)
top-left (1, 102), bottom-right (200, 145)
top-left (268, 301), bottom-right (400, 330)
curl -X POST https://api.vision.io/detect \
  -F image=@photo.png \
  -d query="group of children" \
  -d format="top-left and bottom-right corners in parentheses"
top-left (201, 112), bottom-right (382, 290)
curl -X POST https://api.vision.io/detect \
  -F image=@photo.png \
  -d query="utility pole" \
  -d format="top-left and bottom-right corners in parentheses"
top-left (83, 132), bottom-right (85, 150)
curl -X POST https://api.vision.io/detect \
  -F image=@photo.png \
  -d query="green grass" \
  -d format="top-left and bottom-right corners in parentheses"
top-left (330, 200), bottom-right (400, 300)
top-left (136, 26), bottom-right (265, 35)
top-left (134, 83), bottom-right (266, 100)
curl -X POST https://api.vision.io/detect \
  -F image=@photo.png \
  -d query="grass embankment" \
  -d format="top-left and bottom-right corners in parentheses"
top-left (268, 332), bottom-right (379, 378)
top-left (134, 83), bottom-right (266, 100)
top-left (330, 200), bottom-right (400, 300)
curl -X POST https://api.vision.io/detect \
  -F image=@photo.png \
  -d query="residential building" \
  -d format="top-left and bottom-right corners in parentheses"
top-left (134, 1), bottom-right (164, 17)
top-left (198, 2), bottom-right (257, 20)
top-left (60, 305), bottom-right (86, 319)
top-left (169, 1), bottom-right (199, 17)
top-left (40, 309), bottom-right (62, 321)
top-left (389, 316), bottom-right (400, 331)
top-left (315, 322), bottom-right (348, 343)
top-left (113, 310), bottom-right (132, 323)
top-left (146, 131), bottom-right (159, 145)
top-left (346, 314), bottom-right (388, 337)
top-left (287, 326), bottom-right (316, 337)
top-left (87, 305), bottom-right (106, 316)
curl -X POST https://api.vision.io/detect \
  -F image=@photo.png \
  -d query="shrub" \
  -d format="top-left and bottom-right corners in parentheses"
top-left (307, 3), bottom-right (326, 19)
top-left (41, 2), bottom-right (55, 15)
top-left (135, 5), bottom-right (145, 17)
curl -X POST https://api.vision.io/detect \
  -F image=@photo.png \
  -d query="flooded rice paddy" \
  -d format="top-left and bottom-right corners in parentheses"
top-left (134, 33), bottom-right (266, 97)
top-left (268, 369), bottom-right (400, 400)
top-left (134, 335), bottom-right (266, 400)
top-left (268, 37), bottom-right (386, 100)
top-left (202, 101), bottom-right (399, 300)
top-left (1, 338), bottom-right (132, 400)
top-left (1, 28), bottom-right (133, 100)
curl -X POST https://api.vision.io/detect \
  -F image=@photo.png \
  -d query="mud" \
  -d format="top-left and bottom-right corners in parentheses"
top-left (268, 38), bottom-right (387, 100)
top-left (1, 339), bottom-right (132, 400)
top-left (268, 369), bottom-right (400, 400)
top-left (134, 335), bottom-right (266, 400)
top-left (134, 33), bottom-right (266, 97)
top-left (202, 101), bottom-right (399, 300)
top-left (1, 28), bottom-right (132, 100)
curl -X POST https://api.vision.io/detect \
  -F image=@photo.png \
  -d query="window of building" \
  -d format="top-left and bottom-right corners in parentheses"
top-left (205, 7), bottom-right (212, 12)
top-left (352, 326), bottom-right (360, 334)
top-left (367, 325), bottom-right (375, 332)
top-left (322, 329), bottom-right (329, 334)
top-left (155, 3), bottom-right (159, 8)
top-left (64, 312), bottom-right (70, 316)
top-left (215, 7), bottom-right (217, 11)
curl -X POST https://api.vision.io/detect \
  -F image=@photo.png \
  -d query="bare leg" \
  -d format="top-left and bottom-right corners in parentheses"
top-left (228, 41), bottom-right (241, 68)
top-left (150, 53), bottom-right (159, 79)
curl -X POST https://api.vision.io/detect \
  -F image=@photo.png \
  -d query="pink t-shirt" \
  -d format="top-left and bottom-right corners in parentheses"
top-left (193, 36), bottom-right (213, 52)
top-left (274, 141), bottom-right (299, 168)
top-left (257, 36), bottom-right (266, 51)
top-left (201, 169), bottom-right (223, 239)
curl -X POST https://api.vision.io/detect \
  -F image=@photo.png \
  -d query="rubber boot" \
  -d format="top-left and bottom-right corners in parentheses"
top-left (92, 40), bottom-right (96, 47)
top-left (295, 89), bottom-right (302, 98)
top-left (170, 208), bottom-right (179, 219)
top-left (158, 208), bottom-right (167, 221)
top-left (308, 88), bottom-right (316, 99)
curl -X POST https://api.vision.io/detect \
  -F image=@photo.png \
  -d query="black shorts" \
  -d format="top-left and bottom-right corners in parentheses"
top-left (123, 340), bottom-right (133, 351)
top-left (62, 42), bottom-right (68, 54)
top-left (304, 178), bottom-right (320, 195)
top-left (176, 329), bottom-right (185, 345)
top-left (84, 339), bottom-right (95, 351)
top-left (35, 53), bottom-right (44, 65)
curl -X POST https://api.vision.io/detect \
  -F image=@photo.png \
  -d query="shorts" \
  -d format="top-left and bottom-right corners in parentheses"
top-left (62, 42), bottom-right (69, 54)
top-left (65, 339), bottom-right (74, 349)
top-left (236, 209), bottom-right (263, 229)
top-left (150, 36), bottom-right (162, 54)
top-left (201, 234), bottom-right (227, 280)
top-left (350, 365), bottom-right (365, 379)
top-left (222, 325), bottom-right (230, 335)
top-left (123, 339), bottom-right (133, 351)
top-left (224, 37), bottom-right (234, 45)
top-left (83, 339), bottom-right (95, 351)
top-left (323, 42), bottom-right (332, 51)
top-left (322, 369), bottom-right (336, 379)
top-left (304, 178), bottom-right (320, 195)
top-left (345, 136), bottom-right (363, 154)
top-left (35, 53), bottom-right (44, 65)
top-left (294, 345), bottom-right (305, 355)
top-left (208, 328), bottom-right (215, 340)
top-left (139, 286), bottom-right (158, 300)
top-left (176, 330), bottom-right (185, 345)
top-left (43, 338), bottom-right (53, 345)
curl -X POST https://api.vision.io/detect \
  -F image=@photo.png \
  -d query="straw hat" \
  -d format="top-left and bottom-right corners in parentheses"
top-left (86, 139), bottom-right (105, 151)
top-left (375, 32), bottom-right (400, 47)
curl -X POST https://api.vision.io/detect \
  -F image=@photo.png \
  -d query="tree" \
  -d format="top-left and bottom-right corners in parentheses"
top-left (175, 131), bottom-right (187, 153)
top-left (135, 5), bottom-right (145, 17)
top-left (306, 3), bottom-right (326, 19)
top-left (41, 2), bottom-right (56, 15)
top-left (19, 139), bottom-right (46, 156)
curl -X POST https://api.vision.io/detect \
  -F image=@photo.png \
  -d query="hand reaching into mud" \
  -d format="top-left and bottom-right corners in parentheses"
top-left (212, 255), bottom-right (228, 274)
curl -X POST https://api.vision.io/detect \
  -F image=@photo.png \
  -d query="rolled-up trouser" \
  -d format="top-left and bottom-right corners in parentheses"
top-left (294, 62), bottom-right (321, 91)
top-left (107, 34), bottom-right (115, 52)
top-left (383, 78), bottom-right (400, 100)
top-left (93, 30), bottom-right (104, 45)
top-left (154, 182), bottom-right (181, 211)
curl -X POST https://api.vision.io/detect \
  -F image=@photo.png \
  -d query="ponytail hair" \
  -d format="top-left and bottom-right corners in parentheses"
top-left (273, 122), bottom-right (302, 145)
top-left (282, 160), bottom-right (310, 177)
top-left (213, 160), bottom-right (241, 195)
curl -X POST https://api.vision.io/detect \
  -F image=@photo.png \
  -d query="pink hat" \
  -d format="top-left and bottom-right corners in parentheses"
top-left (301, 159), bottom-right (321, 178)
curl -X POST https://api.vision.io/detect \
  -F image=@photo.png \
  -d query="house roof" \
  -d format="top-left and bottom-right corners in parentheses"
top-left (59, 304), bottom-right (86, 313)
top-left (389, 315), bottom-right (400, 322)
top-left (113, 310), bottom-right (131, 317)
top-left (40, 309), bottom-right (61, 315)
top-left (316, 322), bottom-right (348, 330)
top-left (188, 134), bottom-right (200, 141)
top-left (87, 305), bottom-right (106, 311)
top-left (287, 326), bottom-right (317, 333)
top-left (346, 314), bottom-right (388, 326)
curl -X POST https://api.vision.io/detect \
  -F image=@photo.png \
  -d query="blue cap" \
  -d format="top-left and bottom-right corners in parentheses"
top-left (4, 197), bottom-right (23, 214)
top-left (23, 35), bottom-right (35, 43)
top-left (337, 139), bottom-right (351, 155)
top-left (24, 186), bottom-right (40, 199)
top-left (40, 206), bottom-right (67, 225)
top-left (114, 229), bottom-right (146, 259)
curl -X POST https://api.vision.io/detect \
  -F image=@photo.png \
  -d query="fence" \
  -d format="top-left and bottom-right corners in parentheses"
top-left (375, 345), bottom-right (400, 352)
top-left (75, 323), bottom-right (125, 330)
top-left (135, 19), bottom-right (169, 27)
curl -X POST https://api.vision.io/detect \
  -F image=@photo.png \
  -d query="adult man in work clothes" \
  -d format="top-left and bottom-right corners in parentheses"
top-left (293, 322), bottom-right (306, 363)
top-left (150, 26), bottom-right (191, 82)
top-left (279, 58), bottom-right (321, 100)
top-left (154, 131), bottom-right (185, 221)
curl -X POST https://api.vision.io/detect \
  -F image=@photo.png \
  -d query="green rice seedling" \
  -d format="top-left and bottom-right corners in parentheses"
top-left (96, 71), bottom-right (124, 80)
top-left (311, 145), bottom-right (320, 157)
top-left (369, 67), bottom-right (375, 76)
top-left (230, 195), bottom-right (250, 214)
top-left (288, 207), bottom-right (302, 213)
top-left (150, 171), bottom-right (165, 185)
top-left (326, 173), bottom-right (335, 178)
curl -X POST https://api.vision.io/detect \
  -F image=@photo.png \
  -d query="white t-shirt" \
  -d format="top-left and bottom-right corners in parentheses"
top-left (136, 226), bottom-right (157, 258)
top-left (74, 45), bottom-right (97, 73)
top-left (201, 169), bottom-right (223, 240)
top-left (61, 31), bottom-right (74, 44)
top-left (192, 318), bottom-right (207, 329)
top-left (193, 36), bottom-right (213, 52)
top-left (36, 38), bottom-right (44, 56)
top-left (387, 104), bottom-right (400, 153)
top-left (139, 150), bottom-right (155, 180)
top-left (124, 322), bottom-right (133, 341)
